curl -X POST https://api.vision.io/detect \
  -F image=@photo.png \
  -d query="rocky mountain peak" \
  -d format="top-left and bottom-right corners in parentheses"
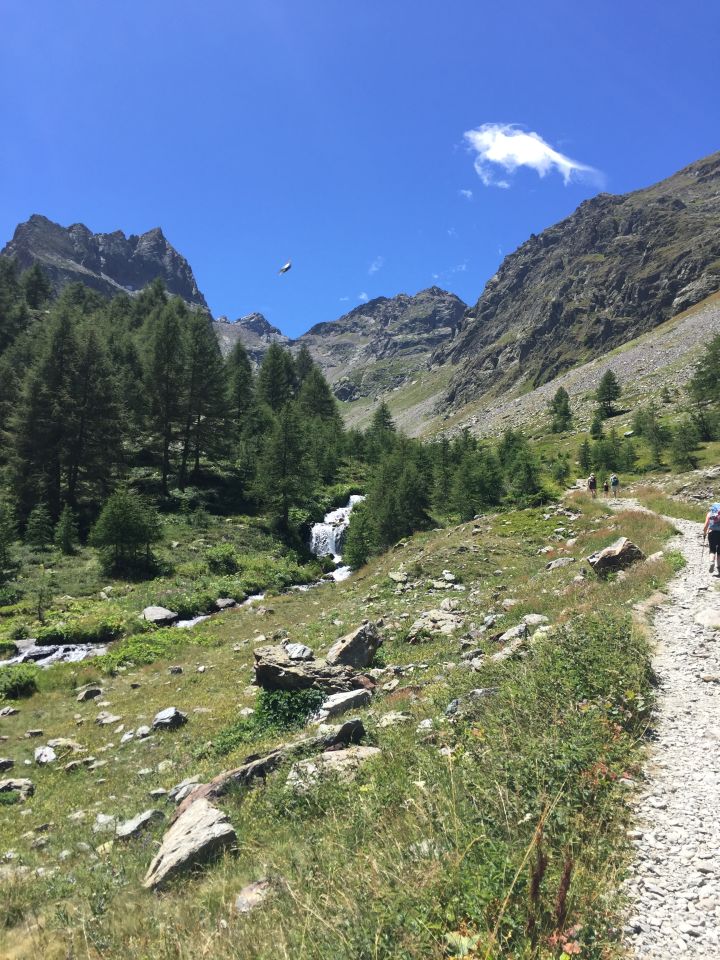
top-left (1, 215), bottom-right (208, 310)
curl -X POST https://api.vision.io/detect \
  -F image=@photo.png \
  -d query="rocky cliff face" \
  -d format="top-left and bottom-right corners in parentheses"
top-left (299, 287), bottom-right (466, 399)
top-left (440, 152), bottom-right (720, 408)
top-left (1, 214), bottom-right (208, 310)
top-left (213, 312), bottom-right (290, 364)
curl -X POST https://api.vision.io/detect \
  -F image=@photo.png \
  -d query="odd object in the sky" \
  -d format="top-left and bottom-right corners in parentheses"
top-left (278, 260), bottom-right (292, 275)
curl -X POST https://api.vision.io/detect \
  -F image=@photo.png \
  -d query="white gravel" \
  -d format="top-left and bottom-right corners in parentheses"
top-left (622, 510), bottom-right (720, 957)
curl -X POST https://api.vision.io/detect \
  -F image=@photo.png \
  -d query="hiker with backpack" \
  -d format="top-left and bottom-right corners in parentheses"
top-left (588, 473), bottom-right (597, 499)
top-left (704, 503), bottom-right (720, 574)
top-left (610, 474), bottom-right (619, 498)
top-left (603, 479), bottom-right (609, 497)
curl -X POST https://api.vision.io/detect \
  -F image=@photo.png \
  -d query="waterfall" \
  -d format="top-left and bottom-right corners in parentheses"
top-left (309, 495), bottom-right (365, 565)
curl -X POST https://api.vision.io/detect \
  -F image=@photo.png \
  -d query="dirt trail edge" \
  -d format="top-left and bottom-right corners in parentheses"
top-left (618, 503), bottom-right (720, 956)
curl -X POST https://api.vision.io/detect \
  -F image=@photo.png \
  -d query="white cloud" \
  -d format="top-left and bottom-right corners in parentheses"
top-left (339, 296), bottom-right (349, 302)
top-left (447, 226), bottom-right (458, 238)
top-left (368, 255), bottom-right (384, 275)
top-left (464, 123), bottom-right (601, 188)
top-left (358, 291), bottom-right (369, 302)
top-left (459, 188), bottom-right (473, 200)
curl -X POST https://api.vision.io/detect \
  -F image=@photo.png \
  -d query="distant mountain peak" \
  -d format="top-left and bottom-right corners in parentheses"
top-left (1, 215), bottom-right (208, 310)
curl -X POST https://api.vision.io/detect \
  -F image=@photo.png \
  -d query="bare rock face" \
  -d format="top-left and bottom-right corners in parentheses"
top-left (253, 645), bottom-right (365, 693)
top-left (442, 152), bottom-right (720, 407)
top-left (143, 798), bottom-right (236, 890)
top-left (586, 537), bottom-right (645, 577)
top-left (1, 215), bottom-right (208, 310)
top-left (326, 622), bottom-right (381, 668)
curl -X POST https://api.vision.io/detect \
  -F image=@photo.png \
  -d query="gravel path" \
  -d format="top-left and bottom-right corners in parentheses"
top-left (622, 507), bottom-right (720, 957)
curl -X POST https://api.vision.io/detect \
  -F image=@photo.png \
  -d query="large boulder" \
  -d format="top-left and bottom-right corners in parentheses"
top-left (253, 645), bottom-right (364, 693)
top-left (586, 538), bottom-right (645, 577)
top-left (143, 797), bottom-right (235, 889)
top-left (141, 606), bottom-right (178, 626)
top-left (326, 622), bottom-right (381, 668)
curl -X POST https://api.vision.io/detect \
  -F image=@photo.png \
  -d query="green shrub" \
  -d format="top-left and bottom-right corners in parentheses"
top-left (96, 627), bottom-right (217, 671)
top-left (206, 544), bottom-right (240, 574)
top-left (203, 688), bottom-right (327, 758)
top-left (35, 615), bottom-right (124, 647)
top-left (0, 792), bottom-right (19, 806)
top-left (0, 664), bottom-right (39, 699)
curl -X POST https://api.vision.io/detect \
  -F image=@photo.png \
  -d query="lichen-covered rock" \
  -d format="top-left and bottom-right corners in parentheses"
top-left (586, 538), bottom-right (645, 577)
top-left (253, 645), bottom-right (363, 693)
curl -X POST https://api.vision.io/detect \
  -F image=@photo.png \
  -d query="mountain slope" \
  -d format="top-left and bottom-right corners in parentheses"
top-left (441, 152), bottom-right (720, 408)
top-left (1, 214), bottom-right (208, 310)
top-left (213, 312), bottom-right (290, 363)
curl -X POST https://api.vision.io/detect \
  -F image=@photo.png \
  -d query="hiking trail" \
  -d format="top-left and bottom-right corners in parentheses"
top-left (614, 499), bottom-right (720, 956)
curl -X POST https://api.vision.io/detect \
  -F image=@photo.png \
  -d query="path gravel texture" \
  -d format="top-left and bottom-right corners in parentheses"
top-left (622, 507), bottom-right (720, 957)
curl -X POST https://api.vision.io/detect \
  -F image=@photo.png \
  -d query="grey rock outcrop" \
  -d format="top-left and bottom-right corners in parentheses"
top-left (253, 645), bottom-right (367, 693)
top-left (142, 606), bottom-right (178, 626)
top-left (143, 798), bottom-right (236, 890)
top-left (326, 622), bottom-right (381, 668)
top-left (1, 215), bottom-right (208, 310)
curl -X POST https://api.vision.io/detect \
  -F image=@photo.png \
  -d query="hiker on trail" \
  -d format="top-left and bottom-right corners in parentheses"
top-left (603, 479), bottom-right (609, 497)
top-left (703, 502), bottom-right (720, 574)
top-left (610, 473), bottom-right (619, 498)
top-left (588, 473), bottom-right (597, 499)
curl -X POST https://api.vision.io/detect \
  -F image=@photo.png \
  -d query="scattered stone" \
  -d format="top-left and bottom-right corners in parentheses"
top-left (416, 718), bottom-right (434, 733)
top-left (545, 557), bottom-right (576, 571)
top-left (34, 746), bottom-right (57, 765)
top-left (440, 598), bottom-right (460, 612)
top-left (95, 711), bottom-right (121, 726)
top-left (136, 725), bottom-right (151, 739)
top-left (388, 571), bottom-right (408, 584)
top-left (168, 776), bottom-right (202, 804)
top-left (141, 606), bottom-right (178, 626)
top-left (522, 613), bottom-right (549, 629)
top-left (143, 798), bottom-right (236, 889)
top-left (695, 607), bottom-right (720, 630)
top-left (586, 537), bottom-right (645, 577)
top-left (92, 813), bottom-right (117, 834)
top-left (325, 622), bottom-right (381, 669)
top-left (407, 608), bottom-right (463, 642)
top-left (169, 665), bottom-right (183, 675)
top-left (0, 707), bottom-right (19, 719)
top-left (0, 778), bottom-right (33, 801)
top-left (0, 758), bottom-right (14, 772)
top-left (214, 598), bottom-right (237, 611)
top-left (501, 598), bottom-right (519, 610)
top-left (234, 878), bottom-right (272, 914)
top-left (382, 678), bottom-right (399, 692)
top-left (115, 809), bottom-right (165, 841)
top-left (152, 707), bottom-right (188, 731)
top-left (76, 687), bottom-right (103, 702)
top-left (25, 729), bottom-right (43, 738)
top-left (377, 711), bottom-right (411, 728)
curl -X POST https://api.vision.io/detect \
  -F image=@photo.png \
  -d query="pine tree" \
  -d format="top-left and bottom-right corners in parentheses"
top-left (21, 263), bottom-right (52, 309)
top-left (450, 448), bottom-right (503, 520)
top-left (227, 341), bottom-right (255, 434)
top-left (25, 503), bottom-right (53, 549)
top-left (0, 503), bottom-right (16, 584)
top-left (590, 411), bottom-right (604, 439)
top-left (145, 299), bottom-right (187, 494)
top-left (595, 370), bottom-right (622, 418)
top-left (178, 312), bottom-right (227, 487)
top-left (256, 404), bottom-right (314, 532)
top-left (54, 504), bottom-right (79, 555)
top-left (366, 401), bottom-right (396, 461)
top-left (297, 367), bottom-right (339, 421)
top-left (343, 503), bottom-right (374, 568)
top-left (578, 438), bottom-right (592, 473)
top-left (670, 420), bottom-right (700, 470)
top-left (90, 489), bottom-right (161, 574)
top-left (295, 344), bottom-right (315, 384)
top-left (549, 386), bottom-right (572, 433)
top-left (257, 344), bottom-right (296, 411)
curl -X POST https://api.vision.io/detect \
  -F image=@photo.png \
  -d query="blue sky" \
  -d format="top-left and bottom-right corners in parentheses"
top-left (1, 1), bottom-right (718, 336)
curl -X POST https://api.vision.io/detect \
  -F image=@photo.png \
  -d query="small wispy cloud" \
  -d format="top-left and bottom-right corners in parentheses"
top-left (464, 123), bottom-right (601, 188)
top-left (339, 296), bottom-right (349, 302)
top-left (368, 255), bottom-right (384, 275)
top-left (358, 291), bottom-right (369, 302)
top-left (447, 226), bottom-right (458, 238)
top-left (459, 188), bottom-right (473, 200)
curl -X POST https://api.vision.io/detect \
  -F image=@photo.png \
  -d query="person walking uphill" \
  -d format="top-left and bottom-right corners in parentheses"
top-left (610, 473), bottom-right (619, 498)
top-left (703, 502), bottom-right (720, 574)
top-left (588, 473), bottom-right (597, 499)
top-left (603, 479), bottom-right (609, 497)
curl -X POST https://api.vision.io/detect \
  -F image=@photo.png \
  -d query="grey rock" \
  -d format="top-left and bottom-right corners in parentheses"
top-left (0, 758), bottom-right (14, 772)
top-left (141, 605), bottom-right (179, 626)
top-left (587, 537), bottom-right (645, 577)
top-left (115, 808), bottom-right (165, 841)
top-left (234, 878), bottom-right (272, 914)
top-left (313, 689), bottom-right (372, 722)
top-left (95, 711), bottom-right (121, 726)
top-left (0, 778), bottom-right (34, 801)
top-left (76, 686), bottom-right (103, 702)
top-left (34, 746), bottom-right (57, 765)
top-left (152, 707), bottom-right (188, 731)
top-left (545, 557), bottom-right (576, 571)
top-left (326, 622), bottom-right (381, 669)
top-left (0, 707), bottom-right (19, 719)
top-left (214, 597), bottom-right (237, 611)
top-left (284, 642), bottom-right (314, 662)
top-left (286, 746), bottom-right (381, 794)
top-left (143, 797), bottom-right (236, 889)
top-left (253, 645), bottom-right (363, 693)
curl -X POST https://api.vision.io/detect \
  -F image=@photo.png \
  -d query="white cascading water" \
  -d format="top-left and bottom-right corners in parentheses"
top-left (309, 495), bottom-right (365, 581)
